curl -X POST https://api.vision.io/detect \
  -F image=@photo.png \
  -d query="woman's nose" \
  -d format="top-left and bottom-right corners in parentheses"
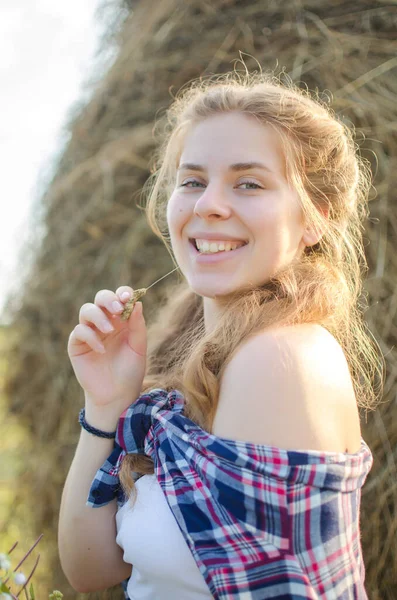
top-left (193, 184), bottom-right (231, 217)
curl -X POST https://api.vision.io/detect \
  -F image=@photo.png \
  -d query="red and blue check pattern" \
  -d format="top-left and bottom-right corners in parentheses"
top-left (87, 388), bottom-right (373, 599)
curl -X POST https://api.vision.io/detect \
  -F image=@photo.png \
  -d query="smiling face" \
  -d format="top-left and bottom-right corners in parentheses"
top-left (166, 111), bottom-right (310, 325)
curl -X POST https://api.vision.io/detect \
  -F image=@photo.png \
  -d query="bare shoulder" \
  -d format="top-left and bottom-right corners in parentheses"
top-left (212, 323), bottom-right (362, 454)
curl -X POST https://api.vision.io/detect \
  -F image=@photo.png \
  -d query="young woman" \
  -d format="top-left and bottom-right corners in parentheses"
top-left (58, 70), bottom-right (382, 599)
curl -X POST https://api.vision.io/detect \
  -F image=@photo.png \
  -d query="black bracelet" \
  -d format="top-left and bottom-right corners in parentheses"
top-left (78, 407), bottom-right (117, 438)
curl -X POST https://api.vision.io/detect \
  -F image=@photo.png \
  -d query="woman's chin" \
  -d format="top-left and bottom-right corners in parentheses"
top-left (187, 278), bottom-right (241, 300)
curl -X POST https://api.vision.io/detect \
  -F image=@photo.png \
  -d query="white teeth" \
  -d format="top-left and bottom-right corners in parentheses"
top-left (195, 239), bottom-right (246, 253)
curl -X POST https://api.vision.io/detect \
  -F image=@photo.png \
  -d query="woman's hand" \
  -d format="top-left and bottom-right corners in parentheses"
top-left (68, 286), bottom-right (147, 413)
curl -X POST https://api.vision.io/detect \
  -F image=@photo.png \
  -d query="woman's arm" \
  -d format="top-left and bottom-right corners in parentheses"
top-left (58, 407), bottom-right (132, 593)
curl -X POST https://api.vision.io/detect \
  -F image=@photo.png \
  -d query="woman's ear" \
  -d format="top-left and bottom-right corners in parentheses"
top-left (303, 205), bottom-right (329, 247)
top-left (303, 227), bottom-right (325, 247)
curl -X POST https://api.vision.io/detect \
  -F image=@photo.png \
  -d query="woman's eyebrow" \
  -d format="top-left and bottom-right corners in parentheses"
top-left (177, 161), bottom-right (275, 175)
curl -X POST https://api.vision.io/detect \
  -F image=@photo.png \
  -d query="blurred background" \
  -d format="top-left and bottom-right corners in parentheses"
top-left (0, 0), bottom-right (120, 324)
top-left (0, 1), bottom-right (396, 599)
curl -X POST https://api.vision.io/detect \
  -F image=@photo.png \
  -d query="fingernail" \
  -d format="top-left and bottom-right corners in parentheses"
top-left (112, 301), bottom-right (123, 312)
top-left (121, 292), bottom-right (130, 301)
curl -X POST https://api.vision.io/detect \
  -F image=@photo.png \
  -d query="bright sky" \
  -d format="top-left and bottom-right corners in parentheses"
top-left (0, 0), bottom-right (117, 324)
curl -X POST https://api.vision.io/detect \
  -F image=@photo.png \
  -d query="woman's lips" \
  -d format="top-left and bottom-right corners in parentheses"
top-left (188, 239), bottom-right (248, 264)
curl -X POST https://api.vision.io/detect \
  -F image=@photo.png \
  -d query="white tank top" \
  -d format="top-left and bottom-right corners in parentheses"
top-left (115, 473), bottom-right (213, 599)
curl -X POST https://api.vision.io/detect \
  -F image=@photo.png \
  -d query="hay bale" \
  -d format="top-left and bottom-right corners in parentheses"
top-left (1, 0), bottom-right (396, 597)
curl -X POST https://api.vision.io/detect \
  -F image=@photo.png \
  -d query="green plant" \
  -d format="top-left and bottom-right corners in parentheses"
top-left (0, 535), bottom-right (63, 600)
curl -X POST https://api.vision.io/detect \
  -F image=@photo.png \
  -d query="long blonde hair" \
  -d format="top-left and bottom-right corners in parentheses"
top-left (119, 69), bottom-right (385, 507)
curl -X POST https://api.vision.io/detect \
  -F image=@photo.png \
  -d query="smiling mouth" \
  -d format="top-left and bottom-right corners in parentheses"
top-left (188, 239), bottom-right (248, 254)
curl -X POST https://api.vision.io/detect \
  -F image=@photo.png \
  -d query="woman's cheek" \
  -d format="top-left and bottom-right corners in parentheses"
top-left (173, 201), bottom-right (193, 239)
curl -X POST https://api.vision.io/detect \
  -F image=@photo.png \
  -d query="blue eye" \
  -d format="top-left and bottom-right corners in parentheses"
top-left (180, 179), bottom-right (203, 188)
top-left (180, 179), bottom-right (264, 190)
top-left (239, 181), bottom-right (263, 190)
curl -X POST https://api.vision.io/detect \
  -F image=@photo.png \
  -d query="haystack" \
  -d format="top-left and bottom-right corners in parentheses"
top-left (1, 1), bottom-right (396, 598)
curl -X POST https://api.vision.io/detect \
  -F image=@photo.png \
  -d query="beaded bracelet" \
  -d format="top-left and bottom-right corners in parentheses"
top-left (78, 407), bottom-right (117, 438)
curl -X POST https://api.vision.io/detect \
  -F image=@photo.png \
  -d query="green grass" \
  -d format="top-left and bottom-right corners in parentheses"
top-left (0, 325), bottom-right (55, 597)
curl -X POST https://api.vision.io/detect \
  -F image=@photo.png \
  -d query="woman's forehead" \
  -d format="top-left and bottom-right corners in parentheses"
top-left (178, 113), bottom-right (288, 180)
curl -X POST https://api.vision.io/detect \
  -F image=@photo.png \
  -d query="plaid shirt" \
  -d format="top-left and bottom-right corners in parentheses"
top-left (87, 388), bottom-right (373, 600)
